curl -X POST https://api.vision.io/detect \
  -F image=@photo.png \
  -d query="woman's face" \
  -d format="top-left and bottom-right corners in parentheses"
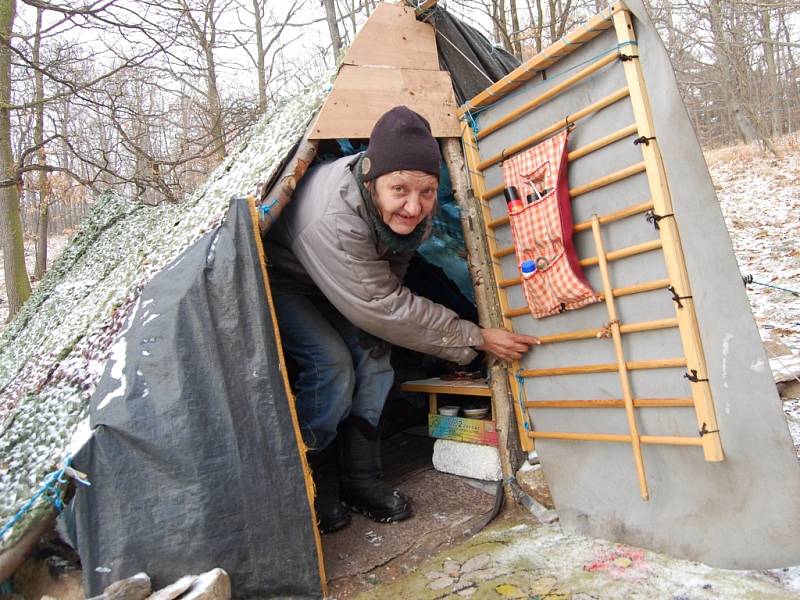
top-left (371, 170), bottom-right (438, 235)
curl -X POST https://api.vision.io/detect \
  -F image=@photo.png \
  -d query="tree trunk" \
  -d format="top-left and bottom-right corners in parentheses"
top-left (33, 7), bottom-right (48, 280)
top-left (203, 40), bottom-right (226, 163)
top-left (760, 5), bottom-right (779, 136)
top-left (322, 0), bottom-right (342, 65)
top-left (509, 0), bottom-right (522, 59)
top-left (0, 0), bottom-right (31, 319)
top-left (252, 0), bottom-right (267, 114)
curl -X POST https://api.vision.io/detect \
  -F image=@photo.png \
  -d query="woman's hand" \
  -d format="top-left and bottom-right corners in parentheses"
top-left (476, 328), bottom-right (540, 362)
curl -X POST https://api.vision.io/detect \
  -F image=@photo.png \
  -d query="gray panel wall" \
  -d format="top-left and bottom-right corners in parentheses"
top-left (470, 0), bottom-right (800, 568)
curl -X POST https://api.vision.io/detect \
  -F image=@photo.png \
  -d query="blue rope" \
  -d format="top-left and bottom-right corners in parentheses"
top-left (0, 457), bottom-right (88, 542)
top-left (258, 198), bottom-right (279, 226)
top-left (464, 110), bottom-right (481, 136)
top-left (515, 372), bottom-right (530, 431)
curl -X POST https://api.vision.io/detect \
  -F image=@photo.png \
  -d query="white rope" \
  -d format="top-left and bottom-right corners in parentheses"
top-left (434, 28), bottom-right (495, 86)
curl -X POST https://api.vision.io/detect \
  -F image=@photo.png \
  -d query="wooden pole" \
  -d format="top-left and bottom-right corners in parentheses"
top-left (613, 9), bottom-right (723, 461)
top-left (495, 199), bottom-right (654, 258)
top-left (442, 137), bottom-right (532, 504)
top-left (458, 2), bottom-right (626, 113)
top-left (529, 317), bottom-right (678, 345)
top-left (498, 239), bottom-right (662, 288)
top-left (505, 278), bottom-right (670, 317)
top-left (481, 123), bottom-right (639, 202)
top-left (529, 431), bottom-right (702, 446)
top-left (487, 161), bottom-right (646, 229)
top-left (477, 87), bottom-right (630, 171)
top-left (519, 357), bottom-right (686, 377)
top-left (591, 214), bottom-right (648, 499)
top-left (526, 397), bottom-right (694, 408)
top-left (477, 52), bottom-right (620, 140)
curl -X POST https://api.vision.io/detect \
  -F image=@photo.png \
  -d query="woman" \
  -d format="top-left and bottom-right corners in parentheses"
top-left (267, 106), bottom-right (538, 533)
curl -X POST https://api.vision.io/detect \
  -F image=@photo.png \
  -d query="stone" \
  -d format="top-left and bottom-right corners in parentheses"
top-left (96, 573), bottom-right (151, 600)
top-left (443, 559), bottom-right (460, 577)
top-left (428, 577), bottom-right (454, 591)
top-left (146, 575), bottom-right (197, 600)
top-left (432, 440), bottom-right (502, 481)
top-left (460, 554), bottom-right (491, 574)
top-left (180, 569), bottom-right (231, 600)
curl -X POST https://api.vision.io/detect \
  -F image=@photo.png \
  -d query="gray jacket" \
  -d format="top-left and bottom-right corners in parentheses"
top-left (267, 154), bottom-right (482, 364)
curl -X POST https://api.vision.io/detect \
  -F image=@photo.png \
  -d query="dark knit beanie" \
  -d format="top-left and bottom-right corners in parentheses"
top-left (360, 106), bottom-right (441, 181)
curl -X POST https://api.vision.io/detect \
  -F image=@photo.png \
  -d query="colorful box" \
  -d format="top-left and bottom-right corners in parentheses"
top-left (428, 414), bottom-right (499, 447)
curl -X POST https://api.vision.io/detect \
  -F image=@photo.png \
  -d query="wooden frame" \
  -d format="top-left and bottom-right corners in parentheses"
top-left (457, 0), bottom-right (724, 499)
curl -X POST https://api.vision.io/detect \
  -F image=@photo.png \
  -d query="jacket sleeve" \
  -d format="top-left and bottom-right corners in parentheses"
top-left (291, 213), bottom-right (483, 364)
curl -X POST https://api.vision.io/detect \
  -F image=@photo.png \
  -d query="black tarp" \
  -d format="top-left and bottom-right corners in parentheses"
top-left (71, 198), bottom-right (323, 599)
top-left (425, 9), bottom-right (520, 105)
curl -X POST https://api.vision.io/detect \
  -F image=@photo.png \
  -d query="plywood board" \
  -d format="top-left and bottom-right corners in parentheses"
top-left (310, 65), bottom-right (460, 139)
top-left (342, 3), bottom-right (439, 71)
top-left (464, 0), bottom-right (800, 569)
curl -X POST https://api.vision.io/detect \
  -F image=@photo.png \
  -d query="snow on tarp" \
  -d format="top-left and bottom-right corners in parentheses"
top-left (0, 81), bottom-right (328, 551)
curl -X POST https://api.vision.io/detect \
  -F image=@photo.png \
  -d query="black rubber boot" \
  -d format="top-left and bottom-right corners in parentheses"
top-left (314, 493), bottom-right (351, 534)
top-left (337, 417), bottom-right (412, 523)
top-left (309, 451), bottom-right (351, 535)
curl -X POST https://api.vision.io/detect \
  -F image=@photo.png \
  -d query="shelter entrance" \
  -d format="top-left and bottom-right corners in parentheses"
top-left (263, 136), bottom-right (511, 595)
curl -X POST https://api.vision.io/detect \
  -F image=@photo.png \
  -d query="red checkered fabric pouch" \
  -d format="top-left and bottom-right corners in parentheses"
top-left (502, 129), bottom-right (599, 318)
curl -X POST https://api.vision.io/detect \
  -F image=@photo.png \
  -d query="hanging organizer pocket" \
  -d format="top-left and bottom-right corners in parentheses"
top-left (503, 129), bottom-right (599, 318)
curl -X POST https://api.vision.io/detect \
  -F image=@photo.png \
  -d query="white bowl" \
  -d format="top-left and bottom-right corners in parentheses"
top-left (463, 407), bottom-right (490, 419)
top-left (438, 406), bottom-right (460, 416)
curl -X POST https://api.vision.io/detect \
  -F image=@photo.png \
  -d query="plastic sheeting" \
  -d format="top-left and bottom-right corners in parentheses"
top-left (424, 9), bottom-right (519, 105)
top-left (71, 198), bottom-right (323, 598)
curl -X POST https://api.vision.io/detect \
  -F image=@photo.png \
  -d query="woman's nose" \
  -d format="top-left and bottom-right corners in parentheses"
top-left (404, 194), bottom-right (422, 216)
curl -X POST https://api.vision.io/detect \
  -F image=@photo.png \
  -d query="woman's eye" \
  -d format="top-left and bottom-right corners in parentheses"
top-left (393, 186), bottom-right (404, 193)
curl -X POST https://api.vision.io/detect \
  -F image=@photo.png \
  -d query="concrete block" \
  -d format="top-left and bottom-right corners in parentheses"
top-left (432, 439), bottom-right (502, 481)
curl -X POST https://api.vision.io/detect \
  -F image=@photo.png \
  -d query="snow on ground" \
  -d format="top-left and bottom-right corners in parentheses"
top-left (708, 143), bottom-right (800, 354)
top-left (707, 141), bottom-right (800, 455)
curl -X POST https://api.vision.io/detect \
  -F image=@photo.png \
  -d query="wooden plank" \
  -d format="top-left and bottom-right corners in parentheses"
top-left (569, 124), bottom-right (639, 161)
top-left (310, 66), bottom-right (460, 139)
top-left (530, 317), bottom-right (678, 345)
top-left (613, 9), bottom-right (723, 461)
top-left (476, 87), bottom-right (630, 171)
top-left (529, 431), bottom-right (703, 446)
top-left (459, 2), bottom-right (627, 113)
top-left (343, 3), bottom-right (439, 71)
top-left (592, 214), bottom-right (649, 499)
top-left (519, 358), bottom-right (687, 377)
top-left (526, 398), bottom-right (694, 408)
top-left (570, 161), bottom-right (646, 198)
top-left (477, 51), bottom-right (620, 140)
top-left (400, 377), bottom-right (493, 396)
top-left (461, 122), bottom-right (534, 452)
top-left (248, 198), bottom-right (328, 595)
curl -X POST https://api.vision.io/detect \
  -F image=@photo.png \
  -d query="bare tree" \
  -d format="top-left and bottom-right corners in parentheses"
top-left (0, 0), bottom-right (32, 318)
top-left (322, 0), bottom-right (342, 64)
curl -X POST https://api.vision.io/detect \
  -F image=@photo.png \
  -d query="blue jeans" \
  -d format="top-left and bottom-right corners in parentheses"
top-left (272, 292), bottom-right (394, 452)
